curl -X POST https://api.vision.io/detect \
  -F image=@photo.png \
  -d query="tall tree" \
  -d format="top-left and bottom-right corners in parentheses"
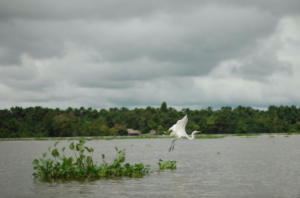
top-left (160, 102), bottom-right (168, 112)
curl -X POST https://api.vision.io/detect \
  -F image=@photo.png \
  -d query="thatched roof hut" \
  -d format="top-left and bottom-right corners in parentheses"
top-left (127, 129), bottom-right (141, 136)
top-left (149, 129), bottom-right (156, 135)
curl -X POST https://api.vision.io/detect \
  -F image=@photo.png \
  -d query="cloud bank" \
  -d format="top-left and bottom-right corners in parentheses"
top-left (0, 1), bottom-right (300, 110)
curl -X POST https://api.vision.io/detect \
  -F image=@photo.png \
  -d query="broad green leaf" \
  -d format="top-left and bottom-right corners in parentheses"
top-left (86, 156), bottom-right (92, 165)
top-left (124, 163), bottom-right (130, 169)
top-left (51, 149), bottom-right (59, 157)
top-left (78, 145), bottom-right (84, 153)
top-left (76, 143), bottom-right (80, 151)
top-left (67, 157), bottom-right (73, 165)
top-left (54, 141), bottom-right (60, 147)
top-left (79, 139), bottom-right (86, 145)
top-left (43, 152), bottom-right (47, 158)
top-left (77, 158), bottom-right (83, 166)
top-left (32, 159), bottom-right (39, 165)
top-left (115, 147), bottom-right (118, 151)
top-left (119, 156), bottom-right (125, 163)
top-left (62, 147), bottom-right (66, 152)
top-left (39, 158), bottom-right (46, 164)
top-left (84, 147), bottom-right (90, 153)
top-left (69, 142), bottom-right (74, 150)
top-left (63, 155), bottom-right (67, 161)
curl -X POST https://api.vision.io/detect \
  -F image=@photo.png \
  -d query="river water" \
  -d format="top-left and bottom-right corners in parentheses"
top-left (1, 136), bottom-right (300, 198)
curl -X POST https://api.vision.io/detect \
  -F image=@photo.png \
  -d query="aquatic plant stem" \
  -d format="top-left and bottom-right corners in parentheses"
top-left (73, 150), bottom-right (78, 160)
top-left (109, 153), bottom-right (119, 166)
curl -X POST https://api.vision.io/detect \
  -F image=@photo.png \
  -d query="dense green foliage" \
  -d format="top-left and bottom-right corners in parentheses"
top-left (32, 140), bottom-right (151, 178)
top-left (1, 103), bottom-right (300, 138)
top-left (158, 159), bottom-right (177, 170)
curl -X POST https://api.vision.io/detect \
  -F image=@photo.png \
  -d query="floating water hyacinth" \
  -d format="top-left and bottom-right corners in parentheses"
top-left (158, 159), bottom-right (177, 170)
top-left (32, 139), bottom-right (151, 178)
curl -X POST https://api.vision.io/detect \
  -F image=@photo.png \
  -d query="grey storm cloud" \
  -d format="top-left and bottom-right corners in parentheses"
top-left (1, 0), bottom-right (300, 20)
top-left (0, 4), bottom-right (279, 71)
top-left (0, 0), bottom-right (300, 110)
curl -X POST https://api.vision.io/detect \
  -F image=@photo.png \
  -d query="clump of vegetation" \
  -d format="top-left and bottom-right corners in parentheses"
top-left (158, 159), bottom-right (177, 170)
top-left (32, 139), bottom-right (151, 178)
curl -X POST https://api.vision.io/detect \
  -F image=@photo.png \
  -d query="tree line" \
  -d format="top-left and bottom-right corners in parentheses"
top-left (0, 102), bottom-right (299, 138)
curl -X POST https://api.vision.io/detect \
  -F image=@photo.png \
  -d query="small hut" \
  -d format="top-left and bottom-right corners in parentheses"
top-left (127, 129), bottom-right (141, 136)
top-left (149, 129), bottom-right (156, 135)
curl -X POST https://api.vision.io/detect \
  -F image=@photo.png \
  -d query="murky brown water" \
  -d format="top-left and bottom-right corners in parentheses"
top-left (1, 136), bottom-right (300, 198)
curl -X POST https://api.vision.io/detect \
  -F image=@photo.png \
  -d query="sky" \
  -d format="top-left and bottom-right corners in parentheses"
top-left (1, 0), bottom-right (300, 111)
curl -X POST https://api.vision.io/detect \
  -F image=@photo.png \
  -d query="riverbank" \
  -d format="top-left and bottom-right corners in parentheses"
top-left (0, 133), bottom-right (298, 141)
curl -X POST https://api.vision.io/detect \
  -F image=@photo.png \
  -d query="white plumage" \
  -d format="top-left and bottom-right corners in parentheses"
top-left (168, 115), bottom-right (201, 152)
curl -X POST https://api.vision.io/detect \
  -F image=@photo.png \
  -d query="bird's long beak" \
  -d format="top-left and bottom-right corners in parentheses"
top-left (197, 131), bottom-right (201, 133)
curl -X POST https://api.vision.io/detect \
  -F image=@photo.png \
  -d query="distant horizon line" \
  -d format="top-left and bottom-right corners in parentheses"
top-left (2, 104), bottom-right (299, 112)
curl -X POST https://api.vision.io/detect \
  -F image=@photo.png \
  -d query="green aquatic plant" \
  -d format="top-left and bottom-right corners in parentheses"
top-left (158, 159), bottom-right (177, 170)
top-left (32, 140), bottom-right (151, 178)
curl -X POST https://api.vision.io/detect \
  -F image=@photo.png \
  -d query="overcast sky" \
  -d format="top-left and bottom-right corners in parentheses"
top-left (1, 0), bottom-right (300, 111)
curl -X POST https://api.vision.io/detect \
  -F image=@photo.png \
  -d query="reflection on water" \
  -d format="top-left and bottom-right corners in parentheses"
top-left (1, 137), bottom-right (300, 197)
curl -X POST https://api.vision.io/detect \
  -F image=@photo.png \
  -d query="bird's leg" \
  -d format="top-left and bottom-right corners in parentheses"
top-left (172, 139), bottom-right (178, 151)
top-left (169, 138), bottom-right (177, 152)
top-left (171, 139), bottom-right (177, 151)
top-left (169, 140), bottom-right (175, 152)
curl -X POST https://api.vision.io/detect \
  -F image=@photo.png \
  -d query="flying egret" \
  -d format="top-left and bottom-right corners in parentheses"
top-left (168, 115), bottom-right (201, 152)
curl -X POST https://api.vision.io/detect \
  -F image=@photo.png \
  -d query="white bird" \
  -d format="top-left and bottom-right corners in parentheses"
top-left (168, 115), bottom-right (201, 152)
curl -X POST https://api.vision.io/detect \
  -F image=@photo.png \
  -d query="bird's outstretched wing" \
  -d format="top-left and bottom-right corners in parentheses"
top-left (169, 115), bottom-right (188, 137)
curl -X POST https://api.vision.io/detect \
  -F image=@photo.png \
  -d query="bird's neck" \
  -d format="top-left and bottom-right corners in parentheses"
top-left (187, 131), bottom-right (198, 139)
